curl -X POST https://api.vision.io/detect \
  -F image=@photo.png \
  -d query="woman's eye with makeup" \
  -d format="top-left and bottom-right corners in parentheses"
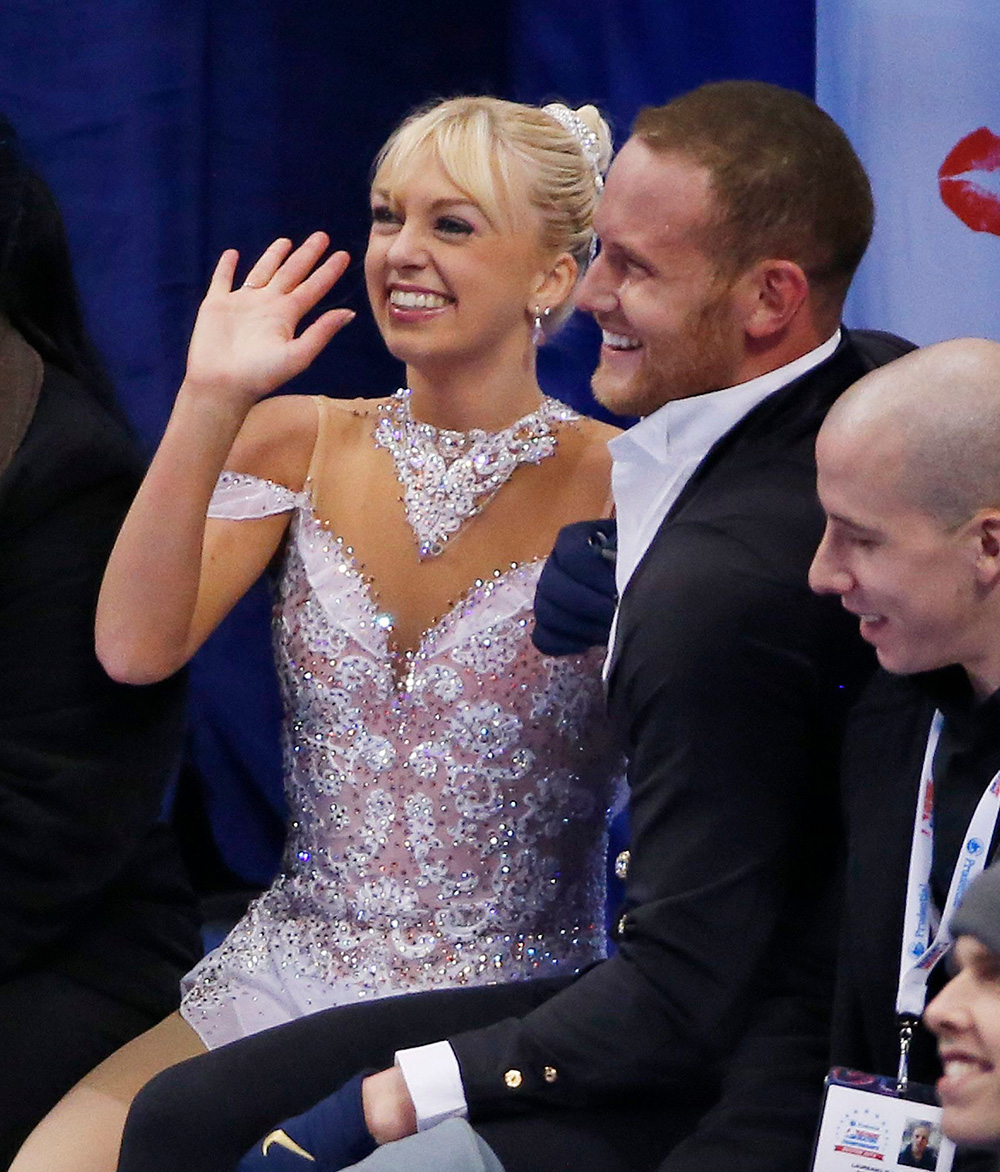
top-left (371, 205), bottom-right (400, 228)
top-left (436, 215), bottom-right (474, 236)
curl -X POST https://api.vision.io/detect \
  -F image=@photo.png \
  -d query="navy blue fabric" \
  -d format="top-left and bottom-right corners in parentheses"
top-left (531, 519), bottom-right (617, 657)
top-left (0, 0), bottom-right (816, 892)
top-left (236, 1072), bottom-right (374, 1171)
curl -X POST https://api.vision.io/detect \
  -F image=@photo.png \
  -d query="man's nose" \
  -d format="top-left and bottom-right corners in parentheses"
top-left (808, 528), bottom-right (850, 596)
top-left (576, 251), bottom-right (616, 317)
top-left (924, 966), bottom-right (973, 1037)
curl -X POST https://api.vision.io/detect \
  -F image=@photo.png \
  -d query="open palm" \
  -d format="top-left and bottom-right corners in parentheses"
top-left (185, 232), bottom-right (354, 408)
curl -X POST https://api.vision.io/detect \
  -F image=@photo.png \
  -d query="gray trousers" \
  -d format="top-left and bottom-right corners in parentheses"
top-left (349, 1120), bottom-right (505, 1172)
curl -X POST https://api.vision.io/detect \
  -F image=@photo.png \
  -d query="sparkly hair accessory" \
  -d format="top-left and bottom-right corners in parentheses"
top-left (543, 103), bottom-right (605, 192)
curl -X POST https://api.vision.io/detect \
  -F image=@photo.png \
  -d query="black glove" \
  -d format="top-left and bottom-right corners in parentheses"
top-left (532, 518), bottom-right (617, 656)
top-left (237, 1072), bottom-right (377, 1170)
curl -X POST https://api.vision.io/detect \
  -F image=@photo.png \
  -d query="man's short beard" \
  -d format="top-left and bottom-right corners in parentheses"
top-left (592, 288), bottom-right (740, 417)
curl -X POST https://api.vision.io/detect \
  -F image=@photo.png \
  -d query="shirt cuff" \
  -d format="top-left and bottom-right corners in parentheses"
top-left (394, 1041), bottom-right (468, 1132)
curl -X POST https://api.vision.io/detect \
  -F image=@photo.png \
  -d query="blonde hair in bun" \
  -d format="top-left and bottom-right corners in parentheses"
top-left (372, 96), bottom-right (612, 331)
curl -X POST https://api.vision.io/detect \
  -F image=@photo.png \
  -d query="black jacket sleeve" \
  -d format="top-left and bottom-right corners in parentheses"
top-left (656, 863), bottom-right (842, 1171)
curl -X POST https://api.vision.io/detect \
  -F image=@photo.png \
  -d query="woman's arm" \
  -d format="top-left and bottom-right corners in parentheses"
top-left (96, 233), bottom-right (354, 684)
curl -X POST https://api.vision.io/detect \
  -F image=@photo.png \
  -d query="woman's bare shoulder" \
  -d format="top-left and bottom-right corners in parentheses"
top-left (562, 412), bottom-right (621, 471)
top-left (225, 394), bottom-right (385, 490)
top-left (574, 413), bottom-right (622, 447)
top-left (324, 394), bottom-right (393, 423)
top-left (224, 395), bottom-right (319, 491)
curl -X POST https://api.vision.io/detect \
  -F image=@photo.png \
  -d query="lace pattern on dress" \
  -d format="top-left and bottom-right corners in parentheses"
top-left (181, 470), bottom-right (621, 1046)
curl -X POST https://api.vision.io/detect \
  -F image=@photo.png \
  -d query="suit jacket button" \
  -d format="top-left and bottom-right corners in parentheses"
top-left (543, 1066), bottom-right (558, 1084)
top-left (614, 850), bottom-right (630, 881)
top-left (504, 1069), bottom-right (523, 1089)
top-left (617, 913), bottom-right (628, 938)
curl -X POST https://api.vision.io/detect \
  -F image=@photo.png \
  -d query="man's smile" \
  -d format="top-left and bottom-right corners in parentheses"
top-left (601, 329), bottom-right (642, 351)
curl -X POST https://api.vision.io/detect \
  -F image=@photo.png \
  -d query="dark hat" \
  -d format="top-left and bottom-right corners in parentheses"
top-left (951, 864), bottom-right (1000, 956)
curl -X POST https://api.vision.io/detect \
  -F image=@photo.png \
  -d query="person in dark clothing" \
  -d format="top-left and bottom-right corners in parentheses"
top-left (0, 116), bottom-right (201, 1166)
top-left (809, 337), bottom-right (1000, 1172)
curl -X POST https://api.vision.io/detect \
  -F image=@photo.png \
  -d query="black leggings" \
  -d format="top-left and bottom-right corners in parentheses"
top-left (118, 978), bottom-right (682, 1172)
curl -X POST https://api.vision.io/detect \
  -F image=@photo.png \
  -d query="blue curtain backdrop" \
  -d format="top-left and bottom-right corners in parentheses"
top-left (0, 1), bottom-right (815, 888)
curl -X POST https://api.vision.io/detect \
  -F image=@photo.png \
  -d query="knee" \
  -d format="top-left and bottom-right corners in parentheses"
top-left (119, 1056), bottom-right (265, 1172)
top-left (118, 1064), bottom-right (208, 1172)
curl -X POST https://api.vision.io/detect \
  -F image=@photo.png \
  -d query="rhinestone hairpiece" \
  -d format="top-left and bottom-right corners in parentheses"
top-left (543, 103), bottom-right (605, 192)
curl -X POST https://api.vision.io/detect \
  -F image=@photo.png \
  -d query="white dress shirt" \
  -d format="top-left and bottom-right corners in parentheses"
top-left (395, 329), bottom-right (841, 1130)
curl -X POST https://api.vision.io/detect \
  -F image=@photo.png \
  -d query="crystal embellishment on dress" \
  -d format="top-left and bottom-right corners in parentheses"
top-left (374, 388), bottom-right (578, 558)
top-left (180, 464), bottom-right (622, 1050)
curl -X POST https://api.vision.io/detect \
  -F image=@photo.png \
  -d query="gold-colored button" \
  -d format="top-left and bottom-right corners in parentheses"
top-left (504, 1069), bottom-right (523, 1089)
top-left (617, 913), bottom-right (628, 937)
top-left (614, 850), bottom-right (630, 881)
top-left (543, 1065), bottom-right (558, 1084)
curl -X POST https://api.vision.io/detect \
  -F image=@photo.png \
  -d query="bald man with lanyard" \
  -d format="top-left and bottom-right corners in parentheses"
top-left (809, 338), bottom-right (1000, 1172)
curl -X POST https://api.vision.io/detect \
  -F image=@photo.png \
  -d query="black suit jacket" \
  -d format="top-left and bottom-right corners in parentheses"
top-left (0, 361), bottom-right (200, 1012)
top-left (449, 332), bottom-right (903, 1167)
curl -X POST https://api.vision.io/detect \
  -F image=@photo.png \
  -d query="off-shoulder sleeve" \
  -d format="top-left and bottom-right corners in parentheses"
top-left (207, 470), bottom-right (308, 520)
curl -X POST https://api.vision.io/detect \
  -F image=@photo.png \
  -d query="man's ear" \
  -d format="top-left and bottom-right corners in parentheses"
top-left (737, 259), bottom-right (810, 341)
top-left (532, 251), bottom-right (579, 316)
top-left (974, 511), bottom-right (1000, 582)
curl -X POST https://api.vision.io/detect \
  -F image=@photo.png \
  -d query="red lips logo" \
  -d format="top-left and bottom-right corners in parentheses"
top-left (939, 127), bottom-right (1000, 237)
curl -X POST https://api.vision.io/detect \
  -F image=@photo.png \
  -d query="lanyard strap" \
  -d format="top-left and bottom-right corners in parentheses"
top-left (897, 710), bottom-right (1000, 1018)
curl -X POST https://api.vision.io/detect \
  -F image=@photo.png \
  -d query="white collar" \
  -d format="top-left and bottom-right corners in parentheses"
top-left (608, 330), bottom-right (842, 469)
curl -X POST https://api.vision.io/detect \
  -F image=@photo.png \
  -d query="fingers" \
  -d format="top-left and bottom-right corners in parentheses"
top-left (288, 307), bottom-right (356, 369)
top-left (209, 249), bottom-right (240, 294)
top-left (236, 233), bottom-right (349, 310)
top-left (289, 248), bottom-right (351, 317)
top-left (270, 234), bottom-right (351, 316)
top-left (242, 237), bottom-right (294, 289)
top-left (270, 231), bottom-right (333, 292)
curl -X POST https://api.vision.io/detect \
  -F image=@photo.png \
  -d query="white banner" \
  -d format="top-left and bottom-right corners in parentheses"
top-left (816, 2), bottom-right (1000, 344)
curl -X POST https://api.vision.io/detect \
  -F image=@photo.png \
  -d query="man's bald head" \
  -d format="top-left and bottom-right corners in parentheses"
top-left (822, 338), bottom-right (1000, 527)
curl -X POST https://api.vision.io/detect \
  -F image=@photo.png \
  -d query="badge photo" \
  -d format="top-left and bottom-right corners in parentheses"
top-left (811, 1069), bottom-right (955, 1172)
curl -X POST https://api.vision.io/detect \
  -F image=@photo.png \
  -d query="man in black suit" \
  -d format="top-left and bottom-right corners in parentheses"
top-left (809, 338), bottom-right (1000, 1165)
top-left (116, 81), bottom-right (893, 1172)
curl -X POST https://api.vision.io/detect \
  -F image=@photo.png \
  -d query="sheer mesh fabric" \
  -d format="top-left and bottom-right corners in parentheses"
top-left (180, 396), bottom-right (621, 1047)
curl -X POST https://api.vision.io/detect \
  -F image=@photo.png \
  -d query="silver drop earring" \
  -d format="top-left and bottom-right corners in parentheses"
top-left (532, 306), bottom-right (551, 346)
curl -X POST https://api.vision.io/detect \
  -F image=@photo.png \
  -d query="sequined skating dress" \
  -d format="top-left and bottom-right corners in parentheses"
top-left (180, 471), bottom-right (620, 1047)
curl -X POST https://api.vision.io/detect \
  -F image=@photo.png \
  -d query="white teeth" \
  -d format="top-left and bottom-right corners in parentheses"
top-left (389, 289), bottom-right (450, 309)
top-left (602, 330), bottom-right (641, 350)
top-left (944, 1058), bottom-right (982, 1078)
top-left (860, 614), bottom-right (882, 623)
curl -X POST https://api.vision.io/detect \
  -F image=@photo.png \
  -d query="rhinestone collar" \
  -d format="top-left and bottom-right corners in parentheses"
top-left (374, 388), bottom-right (578, 558)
